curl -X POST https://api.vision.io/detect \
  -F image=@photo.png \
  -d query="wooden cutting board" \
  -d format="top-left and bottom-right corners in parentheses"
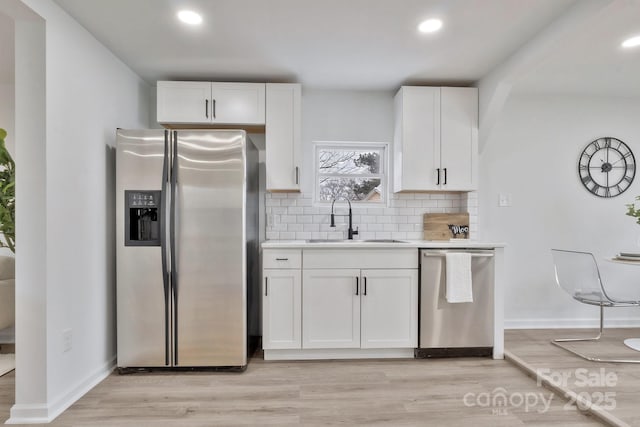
top-left (423, 213), bottom-right (470, 240)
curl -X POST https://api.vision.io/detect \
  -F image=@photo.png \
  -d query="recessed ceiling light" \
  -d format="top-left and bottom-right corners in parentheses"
top-left (177, 10), bottom-right (202, 26)
top-left (418, 19), bottom-right (443, 34)
top-left (622, 35), bottom-right (640, 48)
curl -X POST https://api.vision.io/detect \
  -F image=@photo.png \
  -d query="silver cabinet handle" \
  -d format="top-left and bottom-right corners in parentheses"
top-left (295, 167), bottom-right (299, 185)
top-left (213, 99), bottom-right (216, 119)
top-left (205, 99), bottom-right (209, 118)
top-left (161, 130), bottom-right (170, 366)
top-left (275, 258), bottom-right (289, 261)
top-left (265, 277), bottom-right (268, 296)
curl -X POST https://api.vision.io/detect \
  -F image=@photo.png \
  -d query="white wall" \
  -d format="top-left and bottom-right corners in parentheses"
top-left (480, 93), bottom-right (640, 328)
top-left (5, 0), bottom-right (151, 422)
top-left (0, 84), bottom-right (15, 156)
top-left (12, 4), bottom-right (47, 420)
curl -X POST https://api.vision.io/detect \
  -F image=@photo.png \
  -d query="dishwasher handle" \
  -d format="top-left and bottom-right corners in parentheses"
top-left (421, 250), bottom-right (494, 258)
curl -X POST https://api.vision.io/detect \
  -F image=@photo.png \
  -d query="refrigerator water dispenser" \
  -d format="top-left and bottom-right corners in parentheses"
top-left (125, 190), bottom-right (161, 246)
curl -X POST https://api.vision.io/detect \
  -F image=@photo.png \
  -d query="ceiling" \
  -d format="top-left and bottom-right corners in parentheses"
top-left (51, 0), bottom-right (580, 90)
top-left (1, 1), bottom-right (637, 97)
top-left (513, 0), bottom-right (640, 96)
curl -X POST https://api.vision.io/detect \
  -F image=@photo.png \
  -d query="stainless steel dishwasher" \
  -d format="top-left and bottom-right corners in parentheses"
top-left (416, 249), bottom-right (494, 358)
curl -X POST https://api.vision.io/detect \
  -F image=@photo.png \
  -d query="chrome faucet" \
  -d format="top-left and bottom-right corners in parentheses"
top-left (330, 196), bottom-right (359, 240)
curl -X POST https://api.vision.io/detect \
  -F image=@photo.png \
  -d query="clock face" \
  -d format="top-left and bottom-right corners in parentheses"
top-left (578, 137), bottom-right (635, 198)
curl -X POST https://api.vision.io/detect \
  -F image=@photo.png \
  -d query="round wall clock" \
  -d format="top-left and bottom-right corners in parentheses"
top-left (578, 137), bottom-right (635, 198)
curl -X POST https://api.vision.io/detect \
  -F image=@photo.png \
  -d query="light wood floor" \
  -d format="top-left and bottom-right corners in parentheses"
top-left (506, 328), bottom-right (640, 427)
top-left (0, 351), bottom-right (603, 426)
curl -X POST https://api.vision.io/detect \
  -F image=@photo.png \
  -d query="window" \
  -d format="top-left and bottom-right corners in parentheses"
top-left (315, 143), bottom-right (387, 204)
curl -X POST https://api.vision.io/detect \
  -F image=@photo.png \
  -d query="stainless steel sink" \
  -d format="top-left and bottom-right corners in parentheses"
top-left (305, 239), bottom-right (407, 243)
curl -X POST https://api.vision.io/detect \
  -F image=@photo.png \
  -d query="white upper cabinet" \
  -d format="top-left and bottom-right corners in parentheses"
top-left (393, 86), bottom-right (478, 192)
top-left (157, 81), bottom-right (265, 125)
top-left (156, 81), bottom-right (212, 124)
top-left (440, 87), bottom-right (478, 190)
top-left (265, 83), bottom-right (302, 192)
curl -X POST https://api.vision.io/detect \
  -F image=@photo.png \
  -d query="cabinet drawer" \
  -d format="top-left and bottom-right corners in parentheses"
top-left (263, 249), bottom-right (302, 269)
top-left (303, 249), bottom-right (418, 269)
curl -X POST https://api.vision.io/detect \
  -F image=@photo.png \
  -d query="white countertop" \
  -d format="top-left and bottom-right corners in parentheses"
top-left (262, 240), bottom-right (505, 249)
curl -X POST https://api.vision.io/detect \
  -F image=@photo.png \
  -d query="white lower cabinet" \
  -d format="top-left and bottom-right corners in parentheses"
top-left (302, 269), bottom-right (361, 349)
top-left (263, 270), bottom-right (302, 350)
top-left (302, 267), bottom-right (418, 350)
top-left (262, 248), bottom-right (419, 358)
top-left (262, 249), bottom-right (302, 350)
top-left (360, 269), bottom-right (418, 349)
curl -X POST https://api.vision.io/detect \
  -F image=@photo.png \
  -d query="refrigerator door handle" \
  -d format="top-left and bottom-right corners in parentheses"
top-left (160, 130), bottom-right (170, 366)
top-left (170, 130), bottom-right (179, 365)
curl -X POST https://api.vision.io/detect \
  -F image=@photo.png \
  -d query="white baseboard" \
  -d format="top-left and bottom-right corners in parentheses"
top-left (505, 317), bottom-right (640, 329)
top-left (6, 356), bottom-right (116, 424)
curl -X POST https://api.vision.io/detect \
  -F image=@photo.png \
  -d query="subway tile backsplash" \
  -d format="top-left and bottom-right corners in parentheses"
top-left (265, 192), bottom-right (478, 241)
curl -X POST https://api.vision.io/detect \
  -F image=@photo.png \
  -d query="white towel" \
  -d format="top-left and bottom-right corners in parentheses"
top-left (445, 252), bottom-right (473, 303)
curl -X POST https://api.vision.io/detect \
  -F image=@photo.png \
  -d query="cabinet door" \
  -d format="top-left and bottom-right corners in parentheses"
top-left (302, 269), bottom-right (360, 349)
top-left (266, 83), bottom-right (301, 191)
top-left (157, 81), bottom-right (211, 124)
top-left (360, 269), bottom-right (418, 349)
top-left (263, 270), bottom-right (302, 350)
top-left (394, 86), bottom-right (440, 192)
top-left (210, 83), bottom-right (265, 125)
top-left (440, 87), bottom-right (478, 191)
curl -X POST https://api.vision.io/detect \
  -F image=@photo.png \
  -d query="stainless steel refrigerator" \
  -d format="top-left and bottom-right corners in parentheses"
top-left (115, 129), bottom-right (259, 370)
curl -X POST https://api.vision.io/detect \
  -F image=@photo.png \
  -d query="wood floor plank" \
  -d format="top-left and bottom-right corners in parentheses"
top-left (0, 352), bottom-right (603, 426)
top-left (506, 328), bottom-right (640, 427)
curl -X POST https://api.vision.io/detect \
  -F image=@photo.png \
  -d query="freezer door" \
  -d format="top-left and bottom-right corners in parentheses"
top-left (174, 130), bottom-right (247, 367)
top-left (116, 129), bottom-right (169, 367)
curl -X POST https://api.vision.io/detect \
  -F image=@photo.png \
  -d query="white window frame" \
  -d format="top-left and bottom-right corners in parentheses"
top-left (313, 141), bottom-right (389, 206)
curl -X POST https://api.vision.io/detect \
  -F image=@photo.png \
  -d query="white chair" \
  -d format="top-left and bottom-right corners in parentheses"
top-left (551, 249), bottom-right (640, 363)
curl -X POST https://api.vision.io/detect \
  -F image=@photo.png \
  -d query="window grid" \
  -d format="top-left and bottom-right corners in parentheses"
top-left (314, 143), bottom-right (387, 204)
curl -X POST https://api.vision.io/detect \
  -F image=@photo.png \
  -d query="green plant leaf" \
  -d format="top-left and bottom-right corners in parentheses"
top-left (0, 128), bottom-right (15, 253)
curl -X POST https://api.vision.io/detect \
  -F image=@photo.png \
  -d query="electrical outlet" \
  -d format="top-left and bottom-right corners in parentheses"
top-left (63, 328), bottom-right (72, 352)
top-left (498, 193), bottom-right (512, 207)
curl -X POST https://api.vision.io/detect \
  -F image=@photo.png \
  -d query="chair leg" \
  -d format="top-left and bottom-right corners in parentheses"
top-left (551, 305), bottom-right (640, 363)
